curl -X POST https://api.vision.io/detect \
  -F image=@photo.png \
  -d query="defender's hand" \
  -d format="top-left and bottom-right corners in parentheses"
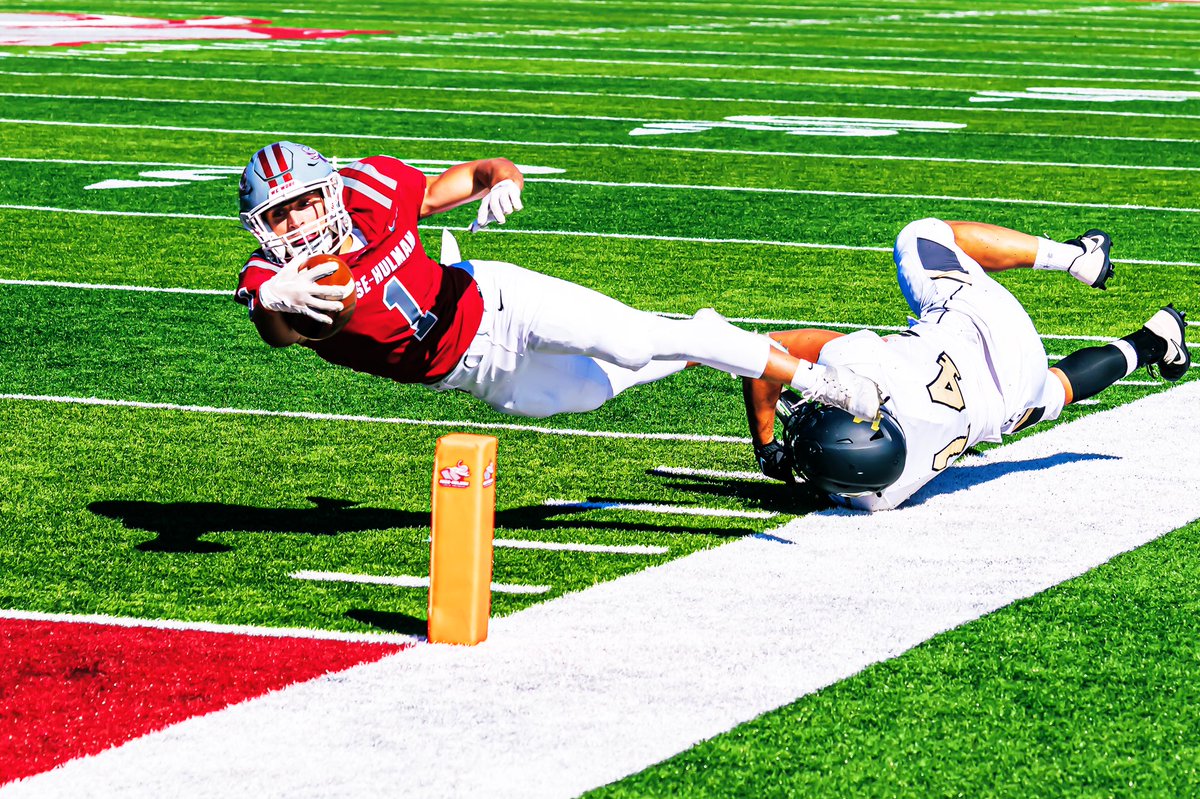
top-left (256, 255), bottom-right (349, 324)
top-left (469, 178), bottom-right (523, 231)
top-left (755, 439), bottom-right (796, 484)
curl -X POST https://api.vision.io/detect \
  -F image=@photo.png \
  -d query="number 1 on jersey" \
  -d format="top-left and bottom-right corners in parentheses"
top-left (383, 277), bottom-right (439, 340)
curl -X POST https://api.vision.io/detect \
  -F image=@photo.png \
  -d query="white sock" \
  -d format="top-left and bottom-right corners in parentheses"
top-left (1111, 339), bottom-right (1140, 377)
top-left (1033, 238), bottom-right (1084, 271)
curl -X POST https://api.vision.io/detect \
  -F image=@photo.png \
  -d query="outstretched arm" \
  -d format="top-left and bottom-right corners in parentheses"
top-left (745, 329), bottom-right (845, 445)
top-left (420, 158), bottom-right (525, 218)
top-left (744, 329), bottom-right (844, 481)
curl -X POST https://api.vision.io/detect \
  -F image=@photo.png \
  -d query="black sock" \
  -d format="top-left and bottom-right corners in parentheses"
top-left (1120, 327), bottom-right (1166, 367)
top-left (1052, 345), bottom-right (1128, 401)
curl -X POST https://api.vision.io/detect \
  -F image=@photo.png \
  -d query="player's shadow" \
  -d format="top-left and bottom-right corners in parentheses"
top-left (498, 501), bottom-right (757, 538)
top-left (89, 495), bottom-right (745, 553)
top-left (649, 453), bottom-right (1118, 513)
top-left (902, 451), bottom-right (1120, 507)
top-left (88, 496), bottom-right (428, 553)
top-left (647, 471), bottom-right (831, 515)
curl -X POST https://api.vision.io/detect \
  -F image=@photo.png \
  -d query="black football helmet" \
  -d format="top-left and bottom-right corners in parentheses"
top-left (781, 398), bottom-right (907, 497)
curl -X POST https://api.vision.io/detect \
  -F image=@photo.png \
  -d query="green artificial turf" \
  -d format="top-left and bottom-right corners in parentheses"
top-left (2, 0), bottom-right (1199, 792)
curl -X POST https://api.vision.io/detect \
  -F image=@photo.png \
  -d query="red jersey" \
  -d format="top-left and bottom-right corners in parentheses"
top-left (236, 155), bottom-right (484, 383)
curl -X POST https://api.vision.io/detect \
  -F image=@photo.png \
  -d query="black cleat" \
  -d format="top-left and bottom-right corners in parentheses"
top-left (1064, 229), bottom-right (1114, 290)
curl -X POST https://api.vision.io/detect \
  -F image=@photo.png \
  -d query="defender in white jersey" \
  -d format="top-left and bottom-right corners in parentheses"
top-left (744, 217), bottom-right (1191, 511)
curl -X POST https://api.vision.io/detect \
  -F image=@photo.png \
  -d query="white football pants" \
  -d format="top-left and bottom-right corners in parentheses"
top-left (894, 218), bottom-right (1065, 432)
top-left (430, 260), bottom-right (773, 418)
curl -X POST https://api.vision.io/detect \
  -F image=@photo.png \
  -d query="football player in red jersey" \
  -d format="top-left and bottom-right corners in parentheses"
top-left (235, 141), bottom-right (884, 420)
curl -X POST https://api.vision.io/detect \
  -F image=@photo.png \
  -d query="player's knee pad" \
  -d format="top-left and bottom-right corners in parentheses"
top-left (895, 217), bottom-right (951, 250)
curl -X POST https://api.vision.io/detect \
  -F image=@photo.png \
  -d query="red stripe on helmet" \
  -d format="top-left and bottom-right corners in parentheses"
top-left (271, 143), bottom-right (288, 177)
top-left (257, 147), bottom-right (278, 189)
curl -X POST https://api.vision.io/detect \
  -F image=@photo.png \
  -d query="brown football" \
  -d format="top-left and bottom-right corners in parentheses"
top-left (285, 253), bottom-right (356, 340)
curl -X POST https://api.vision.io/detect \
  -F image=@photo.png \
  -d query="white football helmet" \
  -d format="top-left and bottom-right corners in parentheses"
top-left (238, 141), bottom-right (352, 264)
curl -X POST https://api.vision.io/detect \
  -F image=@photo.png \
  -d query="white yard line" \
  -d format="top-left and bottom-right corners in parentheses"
top-left (544, 498), bottom-right (778, 519)
top-left (2, 279), bottom-right (1194, 350)
top-left (7, 118), bottom-right (1200, 173)
top-left (650, 466), bottom-right (774, 481)
top-left (6, 114), bottom-right (1200, 151)
top-left (13, 61), bottom-right (1200, 87)
top-left (0, 278), bottom-right (227, 294)
top-left (495, 539), bottom-right (668, 555)
top-left (4, 180), bottom-right (1198, 218)
top-left (287, 40), bottom-right (1200, 73)
top-left (0, 394), bottom-right (752, 443)
top-left (291, 571), bottom-right (550, 595)
top-left (13, 85), bottom-right (1200, 123)
top-left (0, 608), bottom-right (418, 645)
top-left (6, 381), bottom-right (1197, 799)
top-left (69, 46), bottom-right (1200, 84)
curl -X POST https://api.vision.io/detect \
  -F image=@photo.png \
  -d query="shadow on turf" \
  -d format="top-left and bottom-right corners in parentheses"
top-left (345, 608), bottom-right (427, 637)
top-left (89, 496), bottom-right (428, 553)
top-left (88, 495), bottom-right (745, 553)
top-left (654, 452), bottom-right (1119, 513)
top-left (903, 451), bottom-right (1120, 507)
top-left (650, 473), bottom-right (831, 515)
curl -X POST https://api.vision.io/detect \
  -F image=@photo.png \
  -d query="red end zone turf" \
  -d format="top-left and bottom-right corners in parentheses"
top-left (0, 617), bottom-right (408, 784)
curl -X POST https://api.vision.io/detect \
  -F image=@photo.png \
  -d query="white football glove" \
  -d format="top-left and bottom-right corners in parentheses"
top-left (468, 178), bottom-right (523, 232)
top-left (256, 255), bottom-right (351, 325)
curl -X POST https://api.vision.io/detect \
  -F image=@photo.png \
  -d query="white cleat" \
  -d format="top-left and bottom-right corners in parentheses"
top-left (1142, 304), bottom-right (1191, 381)
top-left (1064, 229), bottom-right (1114, 289)
top-left (797, 363), bottom-right (883, 426)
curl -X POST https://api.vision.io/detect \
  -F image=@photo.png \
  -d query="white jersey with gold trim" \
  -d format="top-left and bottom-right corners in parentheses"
top-left (817, 316), bottom-right (1006, 511)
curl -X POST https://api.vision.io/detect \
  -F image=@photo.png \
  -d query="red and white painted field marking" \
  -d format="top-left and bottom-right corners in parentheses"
top-left (3, 381), bottom-right (1197, 797)
top-left (0, 614), bottom-right (408, 785)
top-left (0, 13), bottom-right (381, 47)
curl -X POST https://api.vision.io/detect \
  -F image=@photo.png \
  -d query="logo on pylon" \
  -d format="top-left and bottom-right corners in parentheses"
top-left (438, 460), bottom-right (471, 488)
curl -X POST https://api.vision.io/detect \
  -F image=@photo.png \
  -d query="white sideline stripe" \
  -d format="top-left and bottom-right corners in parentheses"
top-left (0, 394), bottom-right (752, 444)
top-left (495, 539), bottom-right (668, 555)
top-left (11, 382), bottom-right (1198, 799)
top-left (2, 279), bottom-right (1193, 351)
top-left (290, 571), bottom-right (550, 595)
top-left (544, 498), bottom-right (777, 519)
top-left (651, 466), bottom-right (774, 482)
top-left (0, 607), bottom-right (418, 645)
